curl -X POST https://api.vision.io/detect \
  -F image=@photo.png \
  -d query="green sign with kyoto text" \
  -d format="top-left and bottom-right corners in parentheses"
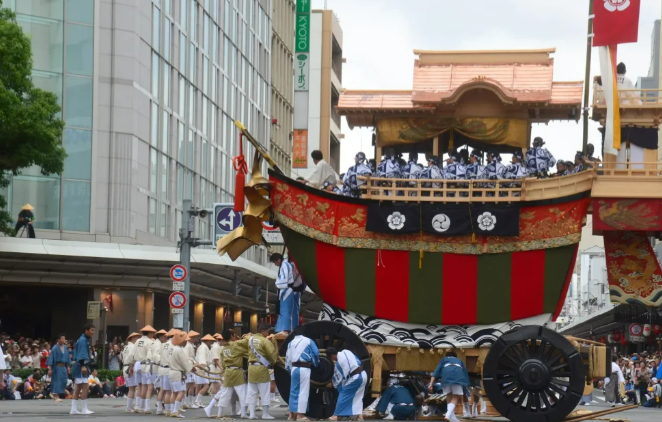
top-left (296, 0), bottom-right (311, 14)
top-left (296, 0), bottom-right (310, 52)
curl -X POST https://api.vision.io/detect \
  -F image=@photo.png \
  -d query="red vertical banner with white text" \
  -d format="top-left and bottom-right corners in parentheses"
top-left (593, 0), bottom-right (641, 47)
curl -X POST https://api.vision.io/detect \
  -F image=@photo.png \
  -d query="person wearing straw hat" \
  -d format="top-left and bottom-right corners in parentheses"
top-left (145, 329), bottom-right (166, 414)
top-left (209, 334), bottom-right (223, 397)
top-left (183, 330), bottom-right (200, 409)
top-left (123, 332), bottom-right (141, 413)
top-left (157, 329), bottom-right (176, 416)
top-left (169, 331), bottom-right (204, 418)
top-left (14, 204), bottom-right (36, 238)
top-left (128, 325), bottom-right (156, 413)
top-left (208, 329), bottom-right (250, 418)
top-left (246, 322), bottom-right (279, 420)
top-left (193, 334), bottom-right (215, 407)
top-left (205, 335), bottom-right (229, 418)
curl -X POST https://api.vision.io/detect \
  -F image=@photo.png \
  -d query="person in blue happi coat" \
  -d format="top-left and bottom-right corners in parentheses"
top-left (270, 253), bottom-right (302, 335)
top-left (525, 137), bottom-right (556, 177)
top-left (343, 152), bottom-right (373, 197)
top-left (46, 333), bottom-right (71, 402)
top-left (429, 351), bottom-right (469, 422)
top-left (377, 378), bottom-right (416, 420)
top-left (326, 347), bottom-right (368, 420)
top-left (70, 323), bottom-right (95, 415)
top-left (285, 335), bottom-right (320, 420)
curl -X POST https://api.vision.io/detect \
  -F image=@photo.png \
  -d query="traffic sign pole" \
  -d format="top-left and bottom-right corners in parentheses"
top-left (180, 200), bottom-right (193, 331)
top-left (177, 200), bottom-right (214, 331)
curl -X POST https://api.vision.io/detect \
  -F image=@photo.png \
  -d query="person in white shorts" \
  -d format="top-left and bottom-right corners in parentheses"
top-left (169, 331), bottom-right (204, 418)
top-left (122, 332), bottom-right (141, 413)
top-left (157, 329), bottom-right (176, 415)
top-left (193, 334), bottom-right (215, 407)
top-left (129, 325), bottom-right (156, 413)
top-left (428, 351), bottom-right (470, 422)
top-left (146, 328), bottom-right (166, 413)
top-left (183, 331), bottom-right (199, 409)
top-left (209, 334), bottom-right (223, 397)
top-left (70, 324), bottom-right (96, 415)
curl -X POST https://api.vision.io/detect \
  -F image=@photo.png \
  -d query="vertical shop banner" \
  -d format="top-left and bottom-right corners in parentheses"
top-left (295, 53), bottom-right (309, 91)
top-left (293, 0), bottom-right (311, 143)
top-left (293, 130), bottom-right (309, 168)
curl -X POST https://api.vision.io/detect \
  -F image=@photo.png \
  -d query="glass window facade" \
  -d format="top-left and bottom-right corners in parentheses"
top-left (4, 1), bottom-right (97, 232)
top-left (4, 0), bottom-right (272, 249)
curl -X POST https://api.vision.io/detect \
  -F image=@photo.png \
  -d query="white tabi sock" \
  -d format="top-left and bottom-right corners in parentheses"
top-left (70, 399), bottom-right (79, 413)
top-left (249, 403), bottom-right (256, 418)
top-left (263, 405), bottom-right (272, 418)
top-left (481, 399), bottom-right (487, 414)
top-left (157, 400), bottom-right (163, 412)
top-left (82, 400), bottom-right (89, 411)
top-left (205, 398), bottom-right (217, 417)
top-left (218, 406), bottom-right (228, 417)
top-left (126, 397), bottom-right (134, 410)
top-left (175, 400), bottom-right (183, 414)
top-left (271, 393), bottom-right (275, 401)
top-left (196, 393), bottom-right (204, 404)
top-left (144, 398), bottom-right (151, 411)
top-left (463, 402), bottom-right (470, 416)
top-left (447, 403), bottom-right (456, 418)
top-left (472, 403), bottom-right (478, 416)
top-left (240, 406), bottom-right (247, 417)
top-left (135, 397), bottom-right (142, 409)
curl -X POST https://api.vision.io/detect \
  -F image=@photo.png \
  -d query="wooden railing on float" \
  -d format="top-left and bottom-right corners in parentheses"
top-left (357, 170), bottom-right (594, 203)
top-left (592, 88), bottom-right (662, 108)
top-left (592, 162), bottom-right (662, 198)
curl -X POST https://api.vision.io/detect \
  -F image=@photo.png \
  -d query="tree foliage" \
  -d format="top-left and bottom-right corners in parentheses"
top-left (0, 1), bottom-right (66, 236)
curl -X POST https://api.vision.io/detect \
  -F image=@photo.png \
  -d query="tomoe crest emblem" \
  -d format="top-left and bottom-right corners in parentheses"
top-left (604, 0), bottom-right (630, 12)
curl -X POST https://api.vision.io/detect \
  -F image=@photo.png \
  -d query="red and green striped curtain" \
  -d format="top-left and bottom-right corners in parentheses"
top-left (284, 227), bottom-right (577, 326)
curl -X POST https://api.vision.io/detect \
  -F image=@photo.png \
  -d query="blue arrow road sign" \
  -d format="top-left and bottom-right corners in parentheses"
top-left (214, 203), bottom-right (243, 240)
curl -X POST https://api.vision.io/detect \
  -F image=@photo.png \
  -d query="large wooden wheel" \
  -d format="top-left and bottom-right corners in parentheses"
top-left (483, 326), bottom-right (585, 422)
top-left (274, 321), bottom-right (371, 420)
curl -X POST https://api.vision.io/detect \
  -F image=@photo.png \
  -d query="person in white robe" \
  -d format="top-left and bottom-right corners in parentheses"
top-left (303, 150), bottom-right (338, 188)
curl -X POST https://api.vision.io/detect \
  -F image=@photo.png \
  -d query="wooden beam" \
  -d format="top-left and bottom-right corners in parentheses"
top-left (433, 135), bottom-right (440, 157)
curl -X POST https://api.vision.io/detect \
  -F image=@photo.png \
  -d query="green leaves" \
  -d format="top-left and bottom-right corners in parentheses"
top-left (0, 1), bottom-right (66, 235)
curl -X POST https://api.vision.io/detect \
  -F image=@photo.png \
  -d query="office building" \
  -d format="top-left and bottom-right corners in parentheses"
top-left (269, 0), bottom-right (295, 174)
top-left (0, 0), bottom-right (317, 340)
top-left (291, 9), bottom-right (343, 177)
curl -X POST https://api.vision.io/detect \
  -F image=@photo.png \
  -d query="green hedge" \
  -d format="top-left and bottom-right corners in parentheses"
top-left (11, 368), bottom-right (122, 382)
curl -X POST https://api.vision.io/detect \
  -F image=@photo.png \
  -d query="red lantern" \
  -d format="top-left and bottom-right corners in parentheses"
top-left (654, 325), bottom-right (662, 335)
top-left (621, 337), bottom-right (627, 346)
top-left (600, 336), bottom-right (607, 344)
top-left (613, 331), bottom-right (621, 342)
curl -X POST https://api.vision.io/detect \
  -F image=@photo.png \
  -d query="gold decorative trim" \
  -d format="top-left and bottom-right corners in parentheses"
top-left (276, 213), bottom-right (580, 254)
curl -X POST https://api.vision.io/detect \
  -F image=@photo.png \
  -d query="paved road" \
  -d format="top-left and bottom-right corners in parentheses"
top-left (0, 392), bottom-right (660, 421)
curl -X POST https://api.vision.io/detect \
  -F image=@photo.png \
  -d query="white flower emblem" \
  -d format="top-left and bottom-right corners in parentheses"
top-left (387, 212), bottom-right (406, 231)
top-left (432, 213), bottom-right (451, 233)
top-left (604, 0), bottom-right (630, 12)
top-left (477, 212), bottom-right (497, 231)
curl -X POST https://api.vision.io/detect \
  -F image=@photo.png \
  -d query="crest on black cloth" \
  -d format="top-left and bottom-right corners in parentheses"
top-left (366, 204), bottom-right (420, 234)
top-left (422, 205), bottom-right (472, 236)
top-left (366, 203), bottom-right (519, 237)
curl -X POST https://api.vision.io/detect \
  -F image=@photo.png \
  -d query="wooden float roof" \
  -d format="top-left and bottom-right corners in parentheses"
top-left (337, 49), bottom-right (583, 126)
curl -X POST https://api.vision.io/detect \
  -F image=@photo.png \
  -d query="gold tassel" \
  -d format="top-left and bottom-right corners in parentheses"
top-left (419, 249), bottom-right (424, 269)
top-left (472, 233), bottom-right (476, 243)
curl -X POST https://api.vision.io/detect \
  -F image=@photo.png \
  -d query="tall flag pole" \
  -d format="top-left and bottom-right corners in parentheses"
top-left (592, 0), bottom-right (642, 160)
top-left (582, 0), bottom-right (594, 155)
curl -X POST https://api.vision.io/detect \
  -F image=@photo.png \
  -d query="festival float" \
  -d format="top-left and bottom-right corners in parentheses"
top-left (215, 4), bottom-right (662, 422)
top-left (214, 47), bottom-right (632, 422)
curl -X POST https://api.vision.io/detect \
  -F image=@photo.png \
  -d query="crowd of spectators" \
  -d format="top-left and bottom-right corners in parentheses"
top-left (615, 352), bottom-right (662, 407)
top-left (1, 332), bottom-right (130, 401)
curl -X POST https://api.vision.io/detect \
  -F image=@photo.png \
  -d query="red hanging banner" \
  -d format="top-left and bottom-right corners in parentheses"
top-left (593, 0), bottom-right (641, 47)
